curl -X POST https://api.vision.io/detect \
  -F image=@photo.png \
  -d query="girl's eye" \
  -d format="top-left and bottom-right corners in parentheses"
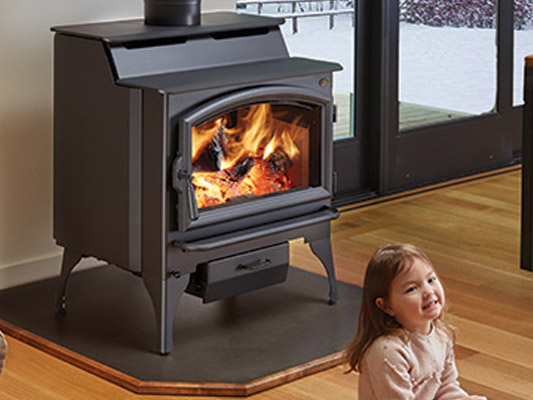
top-left (405, 286), bottom-right (417, 294)
top-left (428, 276), bottom-right (438, 284)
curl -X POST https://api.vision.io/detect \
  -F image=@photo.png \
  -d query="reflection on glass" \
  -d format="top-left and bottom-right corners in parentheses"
top-left (399, 1), bottom-right (496, 130)
top-left (236, 1), bottom-right (355, 140)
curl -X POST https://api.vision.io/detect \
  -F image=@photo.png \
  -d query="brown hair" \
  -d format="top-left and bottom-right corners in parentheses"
top-left (344, 243), bottom-right (447, 373)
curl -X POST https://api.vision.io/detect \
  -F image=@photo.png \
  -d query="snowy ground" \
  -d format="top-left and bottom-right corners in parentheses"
top-left (399, 22), bottom-right (533, 114)
top-left (278, 14), bottom-right (355, 95)
top-left (243, 6), bottom-right (533, 114)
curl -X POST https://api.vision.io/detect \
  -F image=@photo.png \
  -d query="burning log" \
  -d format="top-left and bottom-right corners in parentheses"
top-left (191, 104), bottom-right (310, 208)
top-left (192, 125), bottom-right (228, 172)
top-left (224, 157), bottom-right (255, 182)
top-left (266, 148), bottom-right (292, 175)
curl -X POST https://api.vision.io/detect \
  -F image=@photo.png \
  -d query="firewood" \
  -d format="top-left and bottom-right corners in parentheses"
top-left (224, 157), bottom-right (255, 182)
top-left (192, 125), bottom-right (228, 172)
top-left (266, 148), bottom-right (292, 174)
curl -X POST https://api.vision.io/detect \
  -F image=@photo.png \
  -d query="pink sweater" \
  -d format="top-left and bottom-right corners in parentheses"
top-left (358, 324), bottom-right (468, 399)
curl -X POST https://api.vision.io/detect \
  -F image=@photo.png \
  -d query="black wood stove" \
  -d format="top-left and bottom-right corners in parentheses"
top-left (52, 0), bottom-right (342, 354)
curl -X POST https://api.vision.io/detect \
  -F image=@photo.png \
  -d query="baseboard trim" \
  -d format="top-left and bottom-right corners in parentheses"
top-left (0, 254), bottom-right (103, 290)
top-left (340, 164), bottom-right (521, 212)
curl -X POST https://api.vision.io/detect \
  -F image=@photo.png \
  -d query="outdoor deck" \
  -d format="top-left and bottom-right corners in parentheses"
top-left (333, 92), bottom-right (473, 140)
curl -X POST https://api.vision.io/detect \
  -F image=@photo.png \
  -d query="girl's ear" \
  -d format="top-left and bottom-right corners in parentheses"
top-left (375, 297), bottom-right (395, 317)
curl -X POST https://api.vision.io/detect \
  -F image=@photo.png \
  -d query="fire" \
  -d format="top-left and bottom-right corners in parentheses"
top-left (191, 104), bottom-right (309, 208)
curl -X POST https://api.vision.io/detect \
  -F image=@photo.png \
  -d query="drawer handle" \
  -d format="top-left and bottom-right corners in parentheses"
top-left (237, 259), bottom-right (272, 271)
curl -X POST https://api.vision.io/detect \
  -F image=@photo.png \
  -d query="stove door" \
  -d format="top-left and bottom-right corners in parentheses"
top-left (172, 86), bottom-right (333, 232)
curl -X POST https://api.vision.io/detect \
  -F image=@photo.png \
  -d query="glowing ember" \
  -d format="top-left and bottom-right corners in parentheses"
top-left (192, 104), bottom-right (309, 208)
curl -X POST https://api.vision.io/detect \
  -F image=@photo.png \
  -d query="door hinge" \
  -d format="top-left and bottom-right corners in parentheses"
top-left (332, 170), bottom-right (338, 194)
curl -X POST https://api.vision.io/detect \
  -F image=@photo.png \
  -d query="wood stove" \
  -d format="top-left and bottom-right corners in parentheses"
top-left (52, 2), bottom-right (342, 354)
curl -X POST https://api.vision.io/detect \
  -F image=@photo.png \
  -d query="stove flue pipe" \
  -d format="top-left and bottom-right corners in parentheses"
top-left (144, 0), bottom-right (201, 26)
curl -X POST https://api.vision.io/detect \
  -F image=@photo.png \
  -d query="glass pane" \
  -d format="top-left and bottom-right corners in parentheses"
top-left (399, 1), bottom-right (497, 131)
top-left (192, 103), bottom-right (321, 209)
top-left (513, 1), bottom-right (533, 106)
top-left (237, 0), bottom-right (355, 141)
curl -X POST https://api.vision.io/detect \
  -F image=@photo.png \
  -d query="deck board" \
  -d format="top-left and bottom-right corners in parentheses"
top-left (332, 94), bottom-right (474, 140)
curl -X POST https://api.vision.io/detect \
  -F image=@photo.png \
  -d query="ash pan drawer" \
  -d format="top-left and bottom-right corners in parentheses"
top-left (187, 242), bottom-right (289, 303)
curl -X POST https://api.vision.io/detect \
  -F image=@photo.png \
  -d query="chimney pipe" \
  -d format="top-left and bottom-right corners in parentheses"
top-left (144, 0), bottom-right (201, 26)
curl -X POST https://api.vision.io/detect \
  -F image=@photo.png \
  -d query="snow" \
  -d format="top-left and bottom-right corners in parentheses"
top-left (398, 22), bottom-right (497, 114)
top-left (278, 14), bottom-right (355, 94)
top-left (252, 8), bottom-right (533, 114)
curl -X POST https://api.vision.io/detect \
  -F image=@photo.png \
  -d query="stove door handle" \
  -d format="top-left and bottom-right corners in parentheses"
top-left (172, 156), bottom-right (199, 226)
top-left (177, 170), bottom-right (199, 221)
top-left (186, 178), bottom-right (200, 221)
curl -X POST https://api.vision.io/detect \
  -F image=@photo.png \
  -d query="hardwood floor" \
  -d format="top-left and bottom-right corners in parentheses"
top-left (1, 168), bottom-right (532, 399)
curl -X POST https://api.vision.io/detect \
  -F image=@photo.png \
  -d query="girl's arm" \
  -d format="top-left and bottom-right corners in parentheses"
top-left (434, 347), bottom-right (469, 399)
top-left (362, 342), bottom-right (417, 399)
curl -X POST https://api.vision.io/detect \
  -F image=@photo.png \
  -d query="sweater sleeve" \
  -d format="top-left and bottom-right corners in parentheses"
top-left (434, 347), bottom-right (468, 400)
top-left (362, 340), bottom-right (417, 400)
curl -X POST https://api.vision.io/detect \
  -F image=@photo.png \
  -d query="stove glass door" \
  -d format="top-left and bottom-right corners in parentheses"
top-left (173, 87), bottom-right (331, 232)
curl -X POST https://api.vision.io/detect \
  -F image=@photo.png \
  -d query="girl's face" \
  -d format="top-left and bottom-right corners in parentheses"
top-left (377, 257), bottom-right (445, 334)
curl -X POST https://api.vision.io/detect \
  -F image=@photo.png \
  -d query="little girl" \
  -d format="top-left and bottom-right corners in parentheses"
top-left (345, 244), bottom-right (486, 399)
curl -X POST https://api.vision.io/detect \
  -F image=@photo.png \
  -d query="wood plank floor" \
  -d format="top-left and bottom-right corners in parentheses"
top-left (1, 168), bottom-right (532, 399)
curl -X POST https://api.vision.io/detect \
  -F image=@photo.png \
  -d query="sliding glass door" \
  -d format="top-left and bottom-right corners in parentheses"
top-left (237, 0), bottom-right (522, 202)
top-left (358, 0), bottom-right (520, 195)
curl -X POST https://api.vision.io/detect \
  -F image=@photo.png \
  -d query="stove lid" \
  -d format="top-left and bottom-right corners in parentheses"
top-left (51, 12), bottom-right (284, 45)
top-left (117, 57), bottom-right (342, 94)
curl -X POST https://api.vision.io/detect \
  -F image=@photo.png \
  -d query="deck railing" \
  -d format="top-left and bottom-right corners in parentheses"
top-left (236, 0), bottom-right (354, 34)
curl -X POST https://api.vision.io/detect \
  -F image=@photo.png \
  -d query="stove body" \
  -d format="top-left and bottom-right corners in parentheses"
top-left (53, 11), bottom-right (341, 354)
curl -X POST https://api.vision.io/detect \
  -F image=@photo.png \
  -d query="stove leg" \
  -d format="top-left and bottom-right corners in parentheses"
top-left (143, 272), bottom-right (190, 355)
top-left (55, 249), bottom-right (83, 313)
top-left (308, 237), bottom-right (339, 305)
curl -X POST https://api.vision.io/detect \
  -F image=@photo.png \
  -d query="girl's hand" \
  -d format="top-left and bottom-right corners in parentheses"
top-left (464, 396), bottom-right (487, 400)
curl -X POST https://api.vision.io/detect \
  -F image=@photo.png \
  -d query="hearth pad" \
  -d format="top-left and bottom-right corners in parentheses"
top-left (0, 266), bottom-right (361, 396)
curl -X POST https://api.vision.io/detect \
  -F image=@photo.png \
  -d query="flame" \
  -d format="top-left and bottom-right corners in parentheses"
top-left (191, 104), bottom-right (309, 208)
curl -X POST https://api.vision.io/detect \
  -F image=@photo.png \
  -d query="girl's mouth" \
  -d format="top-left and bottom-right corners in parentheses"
top-left (422, 299), bottom-right (439, 311)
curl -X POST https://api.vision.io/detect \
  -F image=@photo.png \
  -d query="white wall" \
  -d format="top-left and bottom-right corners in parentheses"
top-left (0, 0), bottom-right (235, 289)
